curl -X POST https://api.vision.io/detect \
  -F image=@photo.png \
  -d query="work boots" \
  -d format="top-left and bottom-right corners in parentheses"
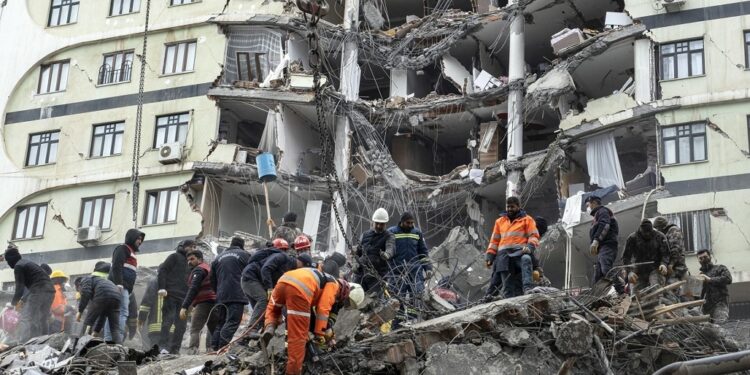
top-left (261, 324), bottom-right (276, 347)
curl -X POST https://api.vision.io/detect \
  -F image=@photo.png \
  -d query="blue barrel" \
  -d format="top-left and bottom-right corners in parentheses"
top-left (257, 152), bottom-right (277, 183)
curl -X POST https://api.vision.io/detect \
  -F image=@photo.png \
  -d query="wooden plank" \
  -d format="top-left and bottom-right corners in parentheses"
top-left (647, 300), bottom-right (705, 319)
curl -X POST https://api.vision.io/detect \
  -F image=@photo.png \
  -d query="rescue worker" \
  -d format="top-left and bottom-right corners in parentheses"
top-left (109, 228), bottom-right (145, 339)
top-left (587, 196), bottom-right (625, 294)
top-left (623, 219), bottom-right (670, 291)
top-left (318, 252), bottom-right (347, 278)
top-left (353, 208), bottom-right (394, 297)
top-left (484, 197), bottom-right (540, 299)
top-left (50, 270), bottom-right (75, 333)
top-left (4, 246), bottom-right (55, 343)
top-left (77, 262), bottom-right (122, 343)
top-left (157, 239), bottom-right (194, 354)
top-left (294, 235), bottom-right (312, 255)
top-left (697, 249), bottom-right (732, 323)
top-left (388, 212), bottom-right (432, 325)
top-left (138, 277), bottom-right (168, 350)
top-left (653, 216), bottom-right (688, 284)
top-left (262, 268), bottom-right (365, 375)
top-left (180, 250), bottom-right (219, 353)
top-left (270, 212), bottom-right (309, 255)
top-left (210, 237), bottom-right (251, 350)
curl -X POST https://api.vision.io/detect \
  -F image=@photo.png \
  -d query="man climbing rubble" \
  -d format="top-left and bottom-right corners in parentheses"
top-left (211, 237), bottom-right (251, 350)
top-left (388, 212), bottom-right (433, 325)
top-left (586, 196), bottom-right (625, 294)
top-left (109, 228), bottom-right (145, 340)
top-left (697, 249), bottom-right (732, 323)
top-left (262, 268), bottom-right (364, 375)
top-left (623, 219), bottom-right (670, 291)
top-left (353, 208), bottom-right (394, 298)
top-left (4, 245), bottom-right (55, 343)
top-left (77, 262), bottom-right (122, 343)
top-left (157, 239), bottom-right (194, 354)
top-left (180, 249), bottom-right (219, 353)
top-left (484, 197), bottom-right (540, 299)
top-left (653, 216), bottom-right (688, 285)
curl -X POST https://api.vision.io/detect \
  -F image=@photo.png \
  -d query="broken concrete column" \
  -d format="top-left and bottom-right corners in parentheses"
top-left (555, 320), bottom-right (594, 355)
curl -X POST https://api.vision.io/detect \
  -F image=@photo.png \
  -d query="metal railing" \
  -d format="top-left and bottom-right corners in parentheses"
top-left (98, 62), bottom-right (132, 85)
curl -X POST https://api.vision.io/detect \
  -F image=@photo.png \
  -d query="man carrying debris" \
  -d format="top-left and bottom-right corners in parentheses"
top-left (653, 216), bottom-right (688, 284)
top-left (697, 249), bottom-right (732, 323)
top-left (157, 239), bottom-right (195, 354)
top-left (388, 212), bottom-right (433, 323)
top-left (484, 197), bottom-right (540, 298)
top-left (211, 237), bottom-right (252, 350)
top-left (354, 208), bottom-right (394, 297)
top-left (4, 246), bottom-right (56, 343)
top-left (180, 250), bottom-right (219, 353)
top-left (77, 262), bottom-right (122, 343)
top-left (623, 219), bottom-right (670, 291)
top-left (109, 228), bottom-right (145, 339)
top-left (262, 268), bottom-right (364, 375)
top-left (586, 196), bottom-right (625, 294)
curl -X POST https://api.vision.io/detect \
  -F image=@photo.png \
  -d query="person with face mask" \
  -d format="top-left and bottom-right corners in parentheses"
top-left (353, 208), bottom-right (395, 297)
top-left (696, 249), bottom-right (731, 323)
top-left (388, 212), bottom-right (432, 326)
top-left (623, 219), bottom-right (670, 291)
top-left (586, 196), bottom-right (625, 294)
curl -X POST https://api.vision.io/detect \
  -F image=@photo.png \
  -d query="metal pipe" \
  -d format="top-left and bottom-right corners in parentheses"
top-left (653, 349), bottom-right (750, 375)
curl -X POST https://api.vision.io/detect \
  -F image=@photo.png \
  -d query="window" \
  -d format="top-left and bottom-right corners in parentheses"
top-left (663, 210), bottom-right (711, 254)
top-left (91, 122), bottom-right (124, 157)
top-left (80, 196), bottom-right (115, 229)
top-left (110, 0), bottom-right (140, 16)
top-left (162, 41), bottom-right (196, 75)
top-left (237, 52), bottom-right (268, 82)
top-left (48, 0), bottom-right (79, 26)
top-left (26, 131), bottom-right (59, 166)
top-left (170, 0), bottom-right (197, 5)
top-left (13, 203), bottom-right (48, 240)
top-left (98, 51), bottom-right (133, 85)
top-left (144, 188), bottom-right (179, 225)
top-left (660, 39), bottom-right (704, 80)
top-left (745, 31), bottom-right (750, 70)
top-left (38, 61), bottom-right (70, 94)
top-left (747, 116), bottom-right (750, 150)
top-left (154, 113), bottom-right (189, 148)
top-left (661, 123), bottom-right (707, 165)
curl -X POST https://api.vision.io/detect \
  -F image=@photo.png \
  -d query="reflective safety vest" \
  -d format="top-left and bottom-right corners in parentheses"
top-left (486, 211), bottom-right (540, 256)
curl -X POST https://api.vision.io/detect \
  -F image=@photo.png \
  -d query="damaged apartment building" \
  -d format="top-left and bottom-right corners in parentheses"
top-left (1, 0), bottom-right (749, 314)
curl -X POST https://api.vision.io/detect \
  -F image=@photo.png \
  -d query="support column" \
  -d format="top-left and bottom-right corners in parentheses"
top-left (328, 0), bottom-right (360, 255)
top-left (506, 1), bottom-right (525, 199)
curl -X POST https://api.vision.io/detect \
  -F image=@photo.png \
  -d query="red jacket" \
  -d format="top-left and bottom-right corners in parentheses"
top-left (183, 263), bottom-right (216, 308)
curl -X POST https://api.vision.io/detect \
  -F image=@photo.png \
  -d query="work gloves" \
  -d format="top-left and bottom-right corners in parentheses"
top-left (380, 250), bottom-right (392, 261)
top-left (158, 289), bottom-right (168, 297)
top-left (628, 272), bottom-right (638, 284)
top-left (532, 269), bottom-right (542, 282)
top-left (658, 264), bottom-right (668, 276)
top-left (179, 308), bottom-right (188, 321)
top-left (267, 289), bottom-right (273, 299)
top-left (485, 253), bottom-right (496, 269)
top-left (590, 240), bottom-right (600, 256)
top-left (313, 335), bottom-right (327, 350)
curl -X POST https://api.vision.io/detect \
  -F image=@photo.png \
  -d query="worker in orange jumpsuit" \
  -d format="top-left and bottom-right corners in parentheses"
top-left (50, 270), bottom-right (75, 333)
top-left (263, 268), bottom-right (364, 375)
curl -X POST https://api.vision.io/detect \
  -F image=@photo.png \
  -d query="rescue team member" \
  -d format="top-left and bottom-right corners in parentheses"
top-left (270, 212), bottom-right (310, 256)
top-left (484, 197), bottom-right (540, 299)
top-left (109, 228), bottom-right (145, 339)
top-left (623, 219), bottom-right (670, 291)
top-left (388, 212), bottom-right (432, 325)
top-left (263, 268), bottom-right (364, 375)
top-left (180, 250), bottom-right (219, 353)
top-left (4, 246), bottom-right (56, 343)
top-left (138, 277), bottom-right (170, 349)
top-left (587, 196), bottom-right (625, 294)
top-left (653, 216), bottom-right (688, 284)
top-left (241, 238), bottom-right (290, 337)
top-left (294, 235), bottom-right (312, 255)
top-left (77, 262), bottom-right (122, 343)
top-left (353, 208), bottom-right (394, 297)
top-left (211, 237), bottom-right (251, 350)
top-left (697, 249), bottom-right (732, 323)
top-left (50, 270), bottom-right (75, 333)
top-left (157, 239), bottom-right (195, 354)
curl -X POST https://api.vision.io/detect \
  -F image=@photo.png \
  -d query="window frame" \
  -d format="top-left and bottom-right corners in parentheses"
top-left (661, 122), bottom-right (708, 165)
top-left (48, 0), bottom-right (80, 27)
top-left (12, 203), bottom-right (48, 240)
top-left (143, 188), bottom-right (180, 226)
top-left (236, 52), bottom-right (268, 82)
top-left (79, 195), bottom-right (116, 230)
top-left (38, 60), bottom-right (70, 94)
top-left (153, 112), bottom-right (190, 148)
top-left (162, 40), bottom-right (197, 75)
top-left (745, 31), bottom-right (750, 70)
top-left (90, 122), bottom-right (125, 158)
top-left (659, 38), bottom-right (705, 81)
top-left (169, 0), bottom-right (199, 5)
top-left (26, 130), bottom-right (60, 167)
top-left (98, 50), bottom-right (134, 85)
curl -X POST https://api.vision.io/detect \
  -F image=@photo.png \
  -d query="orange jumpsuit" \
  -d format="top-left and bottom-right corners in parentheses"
top-left (51, 284), bottom-right (68, 331)
top-left (265, 268), bottom-right (339, 375)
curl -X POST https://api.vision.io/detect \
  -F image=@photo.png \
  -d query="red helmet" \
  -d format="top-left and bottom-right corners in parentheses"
top-left (272, 238), bottom-right (289, 250)
top-left (294, 235), bottom-right (311, 251)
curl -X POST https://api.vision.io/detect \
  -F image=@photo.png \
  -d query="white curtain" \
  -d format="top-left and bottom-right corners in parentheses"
top-left (586, 133), bottom-right (625, 189)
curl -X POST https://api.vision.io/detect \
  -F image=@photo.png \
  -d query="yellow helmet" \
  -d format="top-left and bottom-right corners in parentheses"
top-left (50, 270), bottom-right (68, 280)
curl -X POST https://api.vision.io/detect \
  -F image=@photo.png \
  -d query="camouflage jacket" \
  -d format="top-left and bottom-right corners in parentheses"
top-left (700, 263), bottom-right (732, 310)
top-left (662, 224), bottom-right (687, 277)
top-left (273, 223), bottom-right (304, 245)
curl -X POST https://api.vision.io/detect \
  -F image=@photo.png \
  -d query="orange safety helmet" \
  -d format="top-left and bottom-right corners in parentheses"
top-left (294, 235), bottom-right (311, 251)
top-left (272, 238), bottom-right (290, 250)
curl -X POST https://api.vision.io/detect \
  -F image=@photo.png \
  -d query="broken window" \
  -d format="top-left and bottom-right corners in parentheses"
top-left (91, 122), bottom-right (124, 157)
top-left (236, 52), bottom-right (268, 82)
top-left (660, 39), bottom-right (704, 80)
top-left (663, 210), bottom-right (711, 254)
top-left (154, 112), bottom-right (189, 148)
top-left (38, 60), bottom-right (70, 94)
top-left (110, 0), bottom-right (140, 16)
top-left (48, 0), bottom-right (79, 27)
top-left (144, 188), bottom-right (179, 225)
top-left (224, 27), bottom-right (282, 84)
top-left (80, 195), bottom-right (115, 230)
top-left (163, 41), bottom-right (197, 75)
top-left (26, 131), bottom-right (59, 166)
top-left (13, 203), bottom-right (47, 240)
top-left (99, 50), bottom-right (133, 85)
top-left (661, 123), bottom-right (706, 165)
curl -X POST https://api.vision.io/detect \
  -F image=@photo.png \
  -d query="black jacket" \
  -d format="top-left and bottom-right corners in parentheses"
top-left (241, 247), bottom-right (283, 281)
top-left (623, 229), bottom-right (670, 274)
top-left (138, 278), bottom-right (164, 335)
top-left (78, 266), bottom-right (121, 313)
top-left (589, 206), bottom-right (618, 247)
top-left (244, 253), bottom-right (296, 290)
top-left (211, 246), bottom-right (251, 304)
top-left (11, 259), bottom-right (54, 305)
top-left (356, 229), bottom-right (395, 275)
top-left (109, 229), bottom-right (144, 293)
top-left (700, 263), bottom-right (732, 310)
top-left (157, 246), bottom-right (189, 301)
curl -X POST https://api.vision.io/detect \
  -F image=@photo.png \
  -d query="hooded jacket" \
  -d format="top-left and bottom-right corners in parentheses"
top-left (110, 229), bottom-right (144, 293)
top-left (210, 245), bottom-right (251, 304)
top-left (78, 263), bottom-right (121, 313)
top-left (589, 206), bottom-right (618, 247)
top-left (623, 226), bottom-right (670, 274)
top-left (10, 258), bottom-right (55, 306)
top-left (157, 243), bottom-right (189, 301)
top-left (388, 225), bottom-right (432, 272)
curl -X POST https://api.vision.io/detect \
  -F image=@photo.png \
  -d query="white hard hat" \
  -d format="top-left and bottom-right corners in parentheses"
top-left (371, 208), bottom-right (389, 224)
top-left (348, 282), bottom-right (365, 309)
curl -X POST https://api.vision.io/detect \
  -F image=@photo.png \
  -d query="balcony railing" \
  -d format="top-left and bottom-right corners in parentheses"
top-left (98, 62), bottom-right (132, 85)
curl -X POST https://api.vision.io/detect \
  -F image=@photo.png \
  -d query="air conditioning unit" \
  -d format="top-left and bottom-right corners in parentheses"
top-left (659, 0), bottom-right (685, 12)
top-left (77, 226), bottom-right (101, 245)
top-left (158, 142), bottom-right (183, 164)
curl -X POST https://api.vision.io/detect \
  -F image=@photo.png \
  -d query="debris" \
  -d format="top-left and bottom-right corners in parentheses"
top-left (555, 320), bottom-right (594, 355)
top-left (551, 28), bottom-right (586, 55)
